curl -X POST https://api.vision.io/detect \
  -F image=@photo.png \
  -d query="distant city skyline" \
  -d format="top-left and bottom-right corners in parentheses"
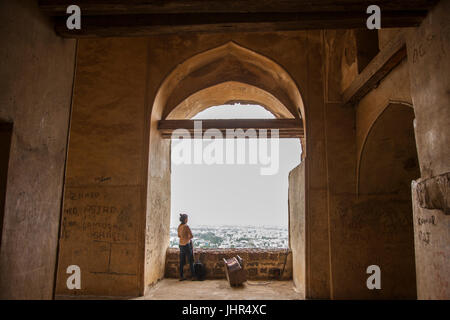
top-left (170, 104), bottom-right (302, 227)
top-left (169, 225), bottom-right (288, 249)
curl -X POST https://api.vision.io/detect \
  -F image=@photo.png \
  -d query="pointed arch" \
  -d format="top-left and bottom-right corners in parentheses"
top-left (166, 81), bottom-right (294, 119)
top-left (152, 41), bottom-right (305, 124)
top-left (357, 101), bottom-right (417, 195)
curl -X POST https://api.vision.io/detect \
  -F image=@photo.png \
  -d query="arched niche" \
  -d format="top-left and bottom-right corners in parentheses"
top-left (358, 102), bottom-right (419, 196)
top-left (354, 102), bottom-right (420, 299)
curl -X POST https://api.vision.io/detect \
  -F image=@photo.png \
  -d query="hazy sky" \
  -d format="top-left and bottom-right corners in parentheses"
top-left (170, 104), bottom-right (302, 227)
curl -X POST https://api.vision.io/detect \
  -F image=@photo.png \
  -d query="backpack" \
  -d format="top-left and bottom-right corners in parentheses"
top-left (191, 244), bottom-right (206, 280)
top-left (194, 261), bottom-right (206, 281)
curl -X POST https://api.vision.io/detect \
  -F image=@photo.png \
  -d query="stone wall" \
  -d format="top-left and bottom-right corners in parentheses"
top-left (406, 0), bottom-right (450, 299)
top-left (288, 163), bottom-right (306, 295)
top-left (0, 0), bottom-right (76, 299)
top-left (322, 29), bottom-right (357, 300)
top-left (54, 38), bottom-right (150, 298)
top-left (165, 248), bottom-right (292, 281)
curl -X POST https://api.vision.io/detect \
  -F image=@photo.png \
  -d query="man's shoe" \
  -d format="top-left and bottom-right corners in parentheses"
top-left (179, 277), bottom-right (187, 281)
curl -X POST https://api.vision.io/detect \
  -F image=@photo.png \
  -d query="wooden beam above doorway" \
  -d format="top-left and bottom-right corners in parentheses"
top-left (38, 0), bottom-right (438, 38)
top-left (158, 119), bottom-right (304, 139)
top-left (39, 1), bottom-right (438, 15)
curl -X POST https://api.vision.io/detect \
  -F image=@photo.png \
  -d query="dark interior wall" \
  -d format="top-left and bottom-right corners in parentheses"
top-left (0, 1), bottom-right (76, 299)
top-left (0, 123), bottom-right (13, 252)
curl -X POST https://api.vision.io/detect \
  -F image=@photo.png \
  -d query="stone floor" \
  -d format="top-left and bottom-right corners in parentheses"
top-left (137, 279), bottom-right (303, 300)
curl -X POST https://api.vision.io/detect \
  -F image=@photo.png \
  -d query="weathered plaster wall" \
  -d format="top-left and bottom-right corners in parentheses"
top-left (288, 162), bottom-right (305, 295)
top-left (412, 180), bottom-right (450, 299)
top-left (0, 0), bottom-right (76, 299)
top-left (323, 30), bottom-right (358, 300)
top-left (303, 31), bottom-right (333, 299)
top-left (55, 38), bottom-right (149, 298)
top-left (406, 0), bottom-right (450, 299)
top-left (165, 248), bottom-right (292, 281)
top-left (407, 0), bottom-right (450, 180)
top-left (144, 111), bottom-right (171, 292)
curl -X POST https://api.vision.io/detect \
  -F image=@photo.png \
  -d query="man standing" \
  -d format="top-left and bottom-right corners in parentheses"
top-left (178, 213), bottom-right (195, 281)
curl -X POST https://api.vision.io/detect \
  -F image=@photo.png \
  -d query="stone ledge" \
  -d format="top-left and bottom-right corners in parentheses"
top-left (165, 248), bottom-right (292, 280)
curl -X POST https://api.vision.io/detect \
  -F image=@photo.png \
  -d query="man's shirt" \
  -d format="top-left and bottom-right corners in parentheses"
top-left (178, 223), bottom-right (193, 246)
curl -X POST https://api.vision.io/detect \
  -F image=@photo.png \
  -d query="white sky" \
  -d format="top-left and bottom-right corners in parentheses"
top-left (170, 104), bottom-right (302, 227)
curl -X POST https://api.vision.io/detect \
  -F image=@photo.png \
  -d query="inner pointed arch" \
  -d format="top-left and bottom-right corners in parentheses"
top-left (166, 81), bottom-right (294, 120)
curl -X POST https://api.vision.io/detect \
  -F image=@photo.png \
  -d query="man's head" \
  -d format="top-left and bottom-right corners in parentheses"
top-left (179, 213), bottom-right (188, 224)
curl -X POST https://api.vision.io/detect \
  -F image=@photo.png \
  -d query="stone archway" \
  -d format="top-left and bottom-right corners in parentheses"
top-left (52, 35), bottom-right (315, 299)
top-left (144, 41), bottom-right (307, 294)
top-left (152, 41), bottom-right (305, 122)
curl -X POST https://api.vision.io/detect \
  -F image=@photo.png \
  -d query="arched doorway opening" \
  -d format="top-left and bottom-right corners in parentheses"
top-left (145, 42), bottom-right (307, 296)
top-left (169, 103), bottom-right (301, 248)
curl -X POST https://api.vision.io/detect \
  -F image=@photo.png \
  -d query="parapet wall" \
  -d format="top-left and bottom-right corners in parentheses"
top-left (165, 248), bottom-right (292, 280)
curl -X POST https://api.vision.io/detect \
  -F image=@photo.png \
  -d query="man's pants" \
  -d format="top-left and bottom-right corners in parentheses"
top-left (179, 242), bottom-right (195, 278)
